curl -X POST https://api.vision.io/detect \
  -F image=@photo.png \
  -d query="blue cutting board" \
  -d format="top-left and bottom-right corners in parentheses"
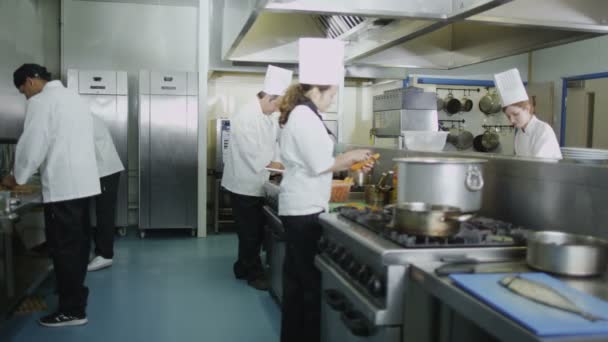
top-left (450, 273), bottom-right (608, 337)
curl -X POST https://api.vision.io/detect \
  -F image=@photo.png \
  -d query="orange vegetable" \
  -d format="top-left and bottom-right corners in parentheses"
top-left (350, 153), bottom-right (380, 171)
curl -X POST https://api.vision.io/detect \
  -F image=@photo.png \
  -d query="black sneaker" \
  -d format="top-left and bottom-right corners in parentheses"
top-left (38, 312), bottom-right (88, 327)
top-left (247, 276), bottom-right (270, 291)
top-left (233, 261), bottom-right (248, 280)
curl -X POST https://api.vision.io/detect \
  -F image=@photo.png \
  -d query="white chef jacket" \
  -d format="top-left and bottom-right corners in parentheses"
top-left (279, 105), bottom-right (335, 216)
top-left (514, 115), bottom-right (563, 160)
top-left (92, 115), bottom-right (124, 178)
top-left (221, 99), bottom-right (281, 197)
top-left (14, 81), bottom-right (101, 203)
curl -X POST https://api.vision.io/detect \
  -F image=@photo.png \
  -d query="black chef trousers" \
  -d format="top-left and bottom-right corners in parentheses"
top-left (44, 197), bottom-right (92, 317)
top-left (93, 172), bottom-right (120, 259)
top-left (279, 213), bottom-right (323, 342)
top-left (230, 191), bottom-right (266, 279)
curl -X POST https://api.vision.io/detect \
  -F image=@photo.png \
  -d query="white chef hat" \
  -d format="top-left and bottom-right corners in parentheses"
top-left (263, 65), bottom-right (293, 96)
top-left (298, 38), bottom-right (345, 86)
top-left (494, 68), bottom-right (529, 107)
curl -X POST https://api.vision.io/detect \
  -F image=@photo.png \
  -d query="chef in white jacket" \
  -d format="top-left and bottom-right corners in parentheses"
top-left (494, 68), bottom-right (563, 160)
top-left (2, 64), bottom-right (100, 327)
top-left (277, 38), bottom-right (372, 342)
top-left (221, 65), bottom-right (293, 290)
top-left (87, 115), bottom-right (125, 272)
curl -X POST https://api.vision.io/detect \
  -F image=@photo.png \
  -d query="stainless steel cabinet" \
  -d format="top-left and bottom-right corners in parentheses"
top-left (67, 70), bottom-right (129, 229)
top-left (139, 71), bottom-right (198, 237)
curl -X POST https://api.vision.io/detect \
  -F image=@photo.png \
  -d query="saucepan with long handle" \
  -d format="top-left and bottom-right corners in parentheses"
top-left (386, 202), bottom-right (474, 237)
top-left (526, 231), bottom-right (608, 277)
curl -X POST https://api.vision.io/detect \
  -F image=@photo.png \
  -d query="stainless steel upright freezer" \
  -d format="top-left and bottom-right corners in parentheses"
top-left (67, 69), bottom-right (129, 232)
top-left (138, 71), bottom-right (198, 237)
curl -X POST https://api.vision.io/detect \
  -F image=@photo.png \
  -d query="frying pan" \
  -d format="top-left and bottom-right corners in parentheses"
top-left (444, 93), bottom-right (462, 115)
top-left (473, 134), bottom-right (488, 152)
top-left (461, 92), bottom-right (473, 112)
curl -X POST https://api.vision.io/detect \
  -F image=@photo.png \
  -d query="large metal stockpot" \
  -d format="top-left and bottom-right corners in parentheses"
top-left (393, 157), bottom-right (487, 212)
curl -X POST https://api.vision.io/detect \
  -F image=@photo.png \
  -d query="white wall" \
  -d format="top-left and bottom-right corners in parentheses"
top-left (62, 0), bottom-right (198, 75)
top-left (532, 35), bottom-right (608, 142)
top-left (0, 0), bottom-right (60, 139)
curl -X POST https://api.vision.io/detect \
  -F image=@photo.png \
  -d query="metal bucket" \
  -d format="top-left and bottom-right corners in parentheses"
top-left (364, 185), bottom-right (389, 207)
top-left (526, 231), bottom-right (608, 277)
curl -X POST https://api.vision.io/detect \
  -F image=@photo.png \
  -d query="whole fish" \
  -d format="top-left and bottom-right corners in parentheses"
top-left (499, 275), bottom-right (607, 322)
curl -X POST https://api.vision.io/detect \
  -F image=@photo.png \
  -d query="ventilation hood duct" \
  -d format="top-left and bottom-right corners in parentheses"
top-left (220, 0), bottom-right (608, 72)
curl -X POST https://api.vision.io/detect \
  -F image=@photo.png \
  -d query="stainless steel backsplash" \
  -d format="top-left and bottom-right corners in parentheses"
top-left (341, 144), bottom-right (608, 239)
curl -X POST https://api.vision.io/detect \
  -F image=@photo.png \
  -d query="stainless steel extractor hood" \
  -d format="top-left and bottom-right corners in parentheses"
top-left (218, 0), bottom-right (607, 71)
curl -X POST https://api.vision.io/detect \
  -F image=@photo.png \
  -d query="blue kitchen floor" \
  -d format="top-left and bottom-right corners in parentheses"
top-left (0, 232), bottom-right (281, 342)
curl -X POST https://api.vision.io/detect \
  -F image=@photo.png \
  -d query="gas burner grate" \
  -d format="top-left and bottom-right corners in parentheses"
top-left (335, 206), bottom-right (526, 249)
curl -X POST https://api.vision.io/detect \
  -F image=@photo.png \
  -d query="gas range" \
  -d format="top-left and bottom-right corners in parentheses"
top-left (335, 206), bottom-right (527, 249)
top-left (316, 207), bottom-right (527, 341)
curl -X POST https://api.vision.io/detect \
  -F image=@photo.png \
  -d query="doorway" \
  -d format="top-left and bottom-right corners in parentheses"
top-left (561, 72), bottom-right (608, 148)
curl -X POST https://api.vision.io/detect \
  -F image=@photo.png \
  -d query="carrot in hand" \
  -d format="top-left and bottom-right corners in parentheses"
top-left (350, 153), bottom-right (380, 171)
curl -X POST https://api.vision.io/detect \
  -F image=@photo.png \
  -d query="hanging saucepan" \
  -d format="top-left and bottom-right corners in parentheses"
top-left (444, 92), bottom-right (462, 115)
top-left (490, 91), bottom-right (502, 113)
top-left (481, 129), bottom-right (500, 152)
top-left (436, 93), bottom-right (445, 112)
top-left (447, 128), bottom-right (474, 150)
top-left (461, 91), bottom-right (473, 112)
top-left (386, 202), bottom-right (474, 237)
top-left (478, 90), bottom-right (496, 115)
top-left (473, 134), bottom-right (488, 152)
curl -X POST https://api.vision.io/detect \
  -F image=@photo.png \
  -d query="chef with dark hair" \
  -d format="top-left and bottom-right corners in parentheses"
top-left (222, 65), bottom-right (293, 290)
top-left (2, 63), bottom-right (100, 327)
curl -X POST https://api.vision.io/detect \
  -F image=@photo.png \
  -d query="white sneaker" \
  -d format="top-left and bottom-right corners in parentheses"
top-left (87, 256), bottom-right (113, 271)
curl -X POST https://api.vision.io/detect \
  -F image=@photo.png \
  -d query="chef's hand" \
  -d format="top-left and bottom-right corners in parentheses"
top-left (1, 175), bottom-right (17, 189)
top-left (333, 149), bottom-right (373, 172)
top-left (266, 161), bottom-right (285, 170)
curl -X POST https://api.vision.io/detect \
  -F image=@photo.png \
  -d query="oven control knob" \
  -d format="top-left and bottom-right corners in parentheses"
top-left (367, 276), bottom-right (385, 298)
top-left (325, 241), bottom-right (335, 253)
top-left (318, 237), bottom-right (329, 252)
top-left (338, 253), bottom-right (352, 268)
top-left (346, 260), bottom-right (360, 277)
top-left (331, 246), bottom-right (344, 260)
top-left (357, 266), bottom-right (372, 284)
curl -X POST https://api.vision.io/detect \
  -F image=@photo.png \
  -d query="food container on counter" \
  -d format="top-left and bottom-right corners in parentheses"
top-left (401, 131), bottom-right (448, 152)
top-left (526, 231), bottom-right (608, 277)
top-left (330, 180), bottom-right (352, 203)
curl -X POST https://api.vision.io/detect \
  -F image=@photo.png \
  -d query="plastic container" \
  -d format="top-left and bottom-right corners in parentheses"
top-left (330, 181), bottom-right (352, 203)
top-left (402, 131), bottom-right (448, 152)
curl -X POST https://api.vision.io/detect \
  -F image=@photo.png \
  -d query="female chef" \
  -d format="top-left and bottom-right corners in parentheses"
top-left (277, 38), bottom-right (373, 342)
top-left (494, 68), bottom-right (563, 159)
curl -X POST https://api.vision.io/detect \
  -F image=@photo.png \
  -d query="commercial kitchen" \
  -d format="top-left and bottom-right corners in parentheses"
top-left (1, 0), bottom-right (608, 341)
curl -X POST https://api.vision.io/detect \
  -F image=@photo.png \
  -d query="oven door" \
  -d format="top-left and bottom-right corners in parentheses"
top-left (317, 256), bottom-right (402, 342)
top-left (262, 205), bottom-right (285, 305)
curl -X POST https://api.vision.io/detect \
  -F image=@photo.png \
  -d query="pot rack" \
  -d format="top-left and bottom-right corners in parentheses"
top-left (436, 87), bottom-right (481, 94)
top-left (439, 119), bottom-right (466, 131)
top-left (482, 124), bottom-right (515, 132)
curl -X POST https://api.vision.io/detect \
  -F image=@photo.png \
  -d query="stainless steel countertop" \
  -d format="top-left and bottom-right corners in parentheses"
top-left (409, 260), bottom-right (608, 342)
top-left (8, 193), bottom-right (43, 214)
top-left (1, 193), bottom-right (43, 232)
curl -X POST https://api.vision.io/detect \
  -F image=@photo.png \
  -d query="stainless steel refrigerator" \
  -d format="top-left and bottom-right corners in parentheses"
top-left (67, 69), bottom-right (129, 230)
top-left (138, 71), bottom-right (198, 238)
